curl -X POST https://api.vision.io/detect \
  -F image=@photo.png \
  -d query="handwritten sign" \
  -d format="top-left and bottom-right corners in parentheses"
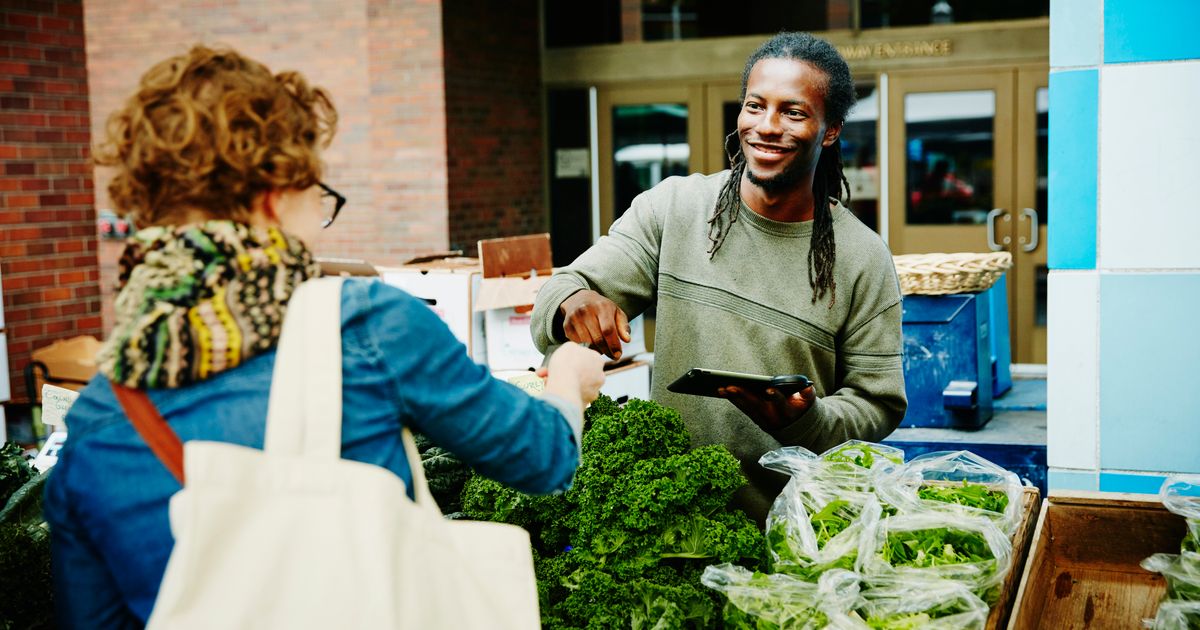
top-left (41, 384), bottom-right (80, 431)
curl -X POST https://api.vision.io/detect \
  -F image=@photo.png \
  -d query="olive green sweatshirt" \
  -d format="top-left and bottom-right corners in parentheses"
top-left (531, 171), bottom-right (907, 522)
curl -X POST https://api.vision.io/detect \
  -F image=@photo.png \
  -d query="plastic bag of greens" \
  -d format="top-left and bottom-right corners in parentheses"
top-left (1147, 601), bottom-right (1200, 630)
top-left (856, 576), bottom-right (989, 630)
top-left (884, 450), bottom-right (1024, 535)
top-left (761, 441), bottom-right (902, 494)
top-left (1142, 552), bottom-right (1200, 602)
top-left (765, 476), bottom-right (883, 581)
top-left (1160, 475), bottom-right (1200, 554)
top-left (859, 505), bottom-right (1012, 602)
top-left (700, 564), bottom-right (866, 630)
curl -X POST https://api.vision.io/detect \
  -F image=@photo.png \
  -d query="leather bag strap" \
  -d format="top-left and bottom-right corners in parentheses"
top-left (111, 383), bottom-right (185, 484)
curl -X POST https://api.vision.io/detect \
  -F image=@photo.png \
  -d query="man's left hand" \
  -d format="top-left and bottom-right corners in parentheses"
top-left (718, 385), bottom-right (816, 432)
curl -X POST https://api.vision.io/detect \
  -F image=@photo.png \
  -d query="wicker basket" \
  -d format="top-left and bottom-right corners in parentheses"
top-left (892, 252), bottom-right (1012, 296)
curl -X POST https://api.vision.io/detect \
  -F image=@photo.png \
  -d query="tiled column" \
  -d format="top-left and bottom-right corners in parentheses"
top-left (1047, 0), bottom-right (1200, 493)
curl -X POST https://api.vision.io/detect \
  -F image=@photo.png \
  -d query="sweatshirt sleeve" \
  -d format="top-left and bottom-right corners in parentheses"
top-left (359, 280), bottom-right (583, 495)
top-left (532, 188), bottom-right (664, 354)
top-left (773, 261), bottom-right (908, 452)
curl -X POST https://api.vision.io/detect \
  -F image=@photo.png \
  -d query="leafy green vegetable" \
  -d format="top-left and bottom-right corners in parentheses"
top-left (1184, 520), bottom-right (1199, 555)
top-left (0, 443), bottom-right (35, 507)
top-left (462, 395), bottom-right (764, 629)
top-left (917, 480), bottom-right (1010, 515)
top-left (880, 527), bottom-right (994, 568)
top-left (821, 442), bottom-right (903, 469)
top-left (0, 469), bottom-right (53, 629)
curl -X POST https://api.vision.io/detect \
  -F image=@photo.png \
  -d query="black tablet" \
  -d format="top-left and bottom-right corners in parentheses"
top-left (666, 368), bottom-right (813, 399)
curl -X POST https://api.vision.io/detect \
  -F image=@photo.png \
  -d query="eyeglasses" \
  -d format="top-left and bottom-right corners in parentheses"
top-left (317, 182), bottom-right (346, 229)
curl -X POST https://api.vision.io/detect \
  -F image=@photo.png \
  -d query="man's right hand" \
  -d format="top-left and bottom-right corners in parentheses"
top-left (559, 289), bottom-right (632, 360)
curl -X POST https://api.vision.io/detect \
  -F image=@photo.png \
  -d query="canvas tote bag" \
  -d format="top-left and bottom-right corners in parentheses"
top-left (120, 277), bottom-right (541, 629)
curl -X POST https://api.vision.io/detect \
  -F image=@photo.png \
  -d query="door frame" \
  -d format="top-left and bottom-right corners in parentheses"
top-left (1014, 65), bottom-right (1049, 363)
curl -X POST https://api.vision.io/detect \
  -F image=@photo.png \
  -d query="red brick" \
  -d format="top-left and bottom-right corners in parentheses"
top-left (38, 162), bottom-right (67, 176)
top-left (0, 61), bottom-right (30, 76)
top-left (40, 16), bottom-right (72, 31)
top-left (5, 14), bottom-right (39, 30)
top-left (60, 301), bottom-right (86, 315)
top-left (42, 79), bottom-right (75, 94)
top-left (19, 178), bottom-right (49, 191)
top-left (0, 112), bottom-right (46, 126)
top-left (0, 242), bottom-right (26, 257)
top-left (38, 192), bottom-right (67, 206)
top-left (12, 322), bottom-right (43, 338)
top-left (54, 239), bottom-right (83, 253)
top-left (28, 63), bottom-right (59, 79)
top-left (19, 146), bottom-right (51, 159)
top-left (3, 194), bottom-right (39, 208)
top-left (57, 270), bottom-right (86, 284)
top-left (0, 145), bottom-right (17, 159)
top-left (41, 287), bottom-right (71, 301)
top-left (66, 192), bottom-right (91, 204)
top-left (9, 45), bottom-right (41, 61)
top-left (34, 129), bottom-right (64, 143)
top-left (24, 273), bottom-right (55, 288)
top-left (44, 319), bottom-right (75, 334)
top-left (0, 95), bottom-right (30, 109)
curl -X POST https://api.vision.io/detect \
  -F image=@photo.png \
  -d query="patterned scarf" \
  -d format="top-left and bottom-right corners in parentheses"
top-left (99, 221), bottom-right (321, 389)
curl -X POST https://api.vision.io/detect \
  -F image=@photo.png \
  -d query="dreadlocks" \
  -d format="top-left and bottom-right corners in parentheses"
top-left (707, 32), bottom-right (856, 306)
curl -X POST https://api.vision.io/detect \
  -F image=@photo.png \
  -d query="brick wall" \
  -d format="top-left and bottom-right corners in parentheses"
top-left (1, 0), bottom-right (101, 403)
top-left (83, 0), bottom-right (451, 329)
top-left (442, 0), bottom-right (545, 253)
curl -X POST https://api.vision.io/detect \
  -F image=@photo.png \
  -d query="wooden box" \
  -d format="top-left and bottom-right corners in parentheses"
top-left (1007, 492), bottom-right (1189, 629)
top-left (985, 485), bottom-right (1043, 629)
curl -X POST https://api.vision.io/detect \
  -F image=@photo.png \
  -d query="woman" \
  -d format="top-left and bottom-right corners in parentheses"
top-left (43, 45), bottom-right (606, 628)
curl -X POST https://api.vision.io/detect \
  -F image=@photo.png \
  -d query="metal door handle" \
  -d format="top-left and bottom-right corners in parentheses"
top-left (1020, 208), bottom-right (1039, 252)
top-left (986, 208), bottom-right (1007, 252)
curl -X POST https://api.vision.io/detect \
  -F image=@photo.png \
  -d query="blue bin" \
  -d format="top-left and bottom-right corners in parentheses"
top-left (900, 290), bottom-right (994, 428)
top-left (987, 274), bottom-right (1013, 398)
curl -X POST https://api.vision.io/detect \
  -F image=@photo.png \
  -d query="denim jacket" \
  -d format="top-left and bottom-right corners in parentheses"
top-left (43, 278), bottom-right (582, 629)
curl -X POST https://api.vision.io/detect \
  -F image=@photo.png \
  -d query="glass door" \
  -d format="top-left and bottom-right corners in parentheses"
top-left (888, 68), bottom-right (1048, 364)
top-left (597, 85), bottom-right (702, 234)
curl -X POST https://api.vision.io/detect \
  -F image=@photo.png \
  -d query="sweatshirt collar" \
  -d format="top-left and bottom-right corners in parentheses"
top-left (737, 198), bottom-right (847, 238)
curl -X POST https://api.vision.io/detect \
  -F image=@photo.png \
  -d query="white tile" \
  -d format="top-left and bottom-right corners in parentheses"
top-left (1047, 271), bottom-right (1099, 469)
top-left (1099, 61), bottom-right (1200, 269)
top-left (0, 333), bottom-right (9, 402)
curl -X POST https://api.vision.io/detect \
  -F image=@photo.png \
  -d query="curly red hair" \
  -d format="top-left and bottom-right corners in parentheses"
top-left (97, 45), bottom-right (338, 225)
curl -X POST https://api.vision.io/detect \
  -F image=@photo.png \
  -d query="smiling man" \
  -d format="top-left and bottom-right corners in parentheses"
top-left (531, 32), bottom-right (906, 522)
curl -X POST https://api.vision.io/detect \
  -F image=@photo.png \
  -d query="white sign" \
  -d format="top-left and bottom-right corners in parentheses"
top-left (555, 148), bottom-right (590, 178)
top-left (41, 384), bottom-right (80, 431)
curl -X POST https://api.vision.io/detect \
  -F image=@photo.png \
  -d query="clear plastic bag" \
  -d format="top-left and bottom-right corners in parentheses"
top-left (700, 564), bottom-right (867, 629)
top-left (1147, 601), bottom-right (1200, 630)
top-left (1142, 552), bottom-right (1200, 602)
top-left (765, 476), bottom-right (884, 581)
top-left (761, 441), bottom-right (903, 495)
top-left (883, 450), bottom-right (1025, 535)
top-left (1161, 476), bottom-right (1200, 554)
top-left (856, 576), bottom-right (989, 630)
top-left (859, 505), bottom-right (1012, 601)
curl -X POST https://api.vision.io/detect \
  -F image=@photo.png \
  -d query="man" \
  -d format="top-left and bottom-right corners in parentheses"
top-left (531, 32), bottom-right (906, 522)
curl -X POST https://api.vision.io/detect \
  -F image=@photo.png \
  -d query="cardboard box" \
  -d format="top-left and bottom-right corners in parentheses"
top-left (1008, 492), bottom-right (1187, 630)
top-left (30, 335), bottom-right (101, 395)
top-left (379, 259), bottom-right (486, 365)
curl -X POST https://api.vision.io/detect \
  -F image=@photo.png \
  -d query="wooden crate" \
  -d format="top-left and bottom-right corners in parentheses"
top-left (985, 485), bottom-right (1043, 630)
top-left (1007, 492), bottom-right (1189, 629)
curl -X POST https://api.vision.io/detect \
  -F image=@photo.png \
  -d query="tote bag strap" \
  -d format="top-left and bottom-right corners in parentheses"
top-left (111, 383), bottom-right (185, 484)
top-left (264, 277), bottom-right (345, 460)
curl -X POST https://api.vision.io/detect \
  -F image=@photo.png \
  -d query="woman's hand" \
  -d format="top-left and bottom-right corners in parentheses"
top-left (542, 343), bottom-right (608, 407)
top-left (717, 384), bottom-right (817, 432)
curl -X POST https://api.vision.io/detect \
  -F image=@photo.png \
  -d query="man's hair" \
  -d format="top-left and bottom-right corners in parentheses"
top-left (708, 32), bottom-right (856, 305)
top-left (97, 45), bottom-right (338, 226)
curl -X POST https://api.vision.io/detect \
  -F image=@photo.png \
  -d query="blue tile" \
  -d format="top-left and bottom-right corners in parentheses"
top-left (1105, 0), bottom-right (1200, 64)
top-left (1049, 469), bottom-right (1098, 491)
top-left (1048, 70), bottom-right (1098, 270)
top-left (1100, 472), bottom-right (1168, 495)
top-left (1051, 0), bottom-right (1101, 67)
top-left (1099, 274), bottom-right (1200, 474)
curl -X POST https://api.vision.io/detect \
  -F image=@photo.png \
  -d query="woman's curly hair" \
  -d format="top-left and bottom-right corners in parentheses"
top-left (97, 45), bottom-right (338, 226)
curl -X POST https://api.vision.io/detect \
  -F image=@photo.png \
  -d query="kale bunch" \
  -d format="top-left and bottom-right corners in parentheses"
top-left (0, 443), bottom-right (34, 507)
top-left (0, 445), bottom-right (52, 630)
top-left (462, 396), bottom-right (765, 629)
top-left (411, 432), bottom-right (474, 517)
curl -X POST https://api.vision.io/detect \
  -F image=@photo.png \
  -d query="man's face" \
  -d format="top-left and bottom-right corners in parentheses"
top-left (737, 58), bottom-right (842, 194)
